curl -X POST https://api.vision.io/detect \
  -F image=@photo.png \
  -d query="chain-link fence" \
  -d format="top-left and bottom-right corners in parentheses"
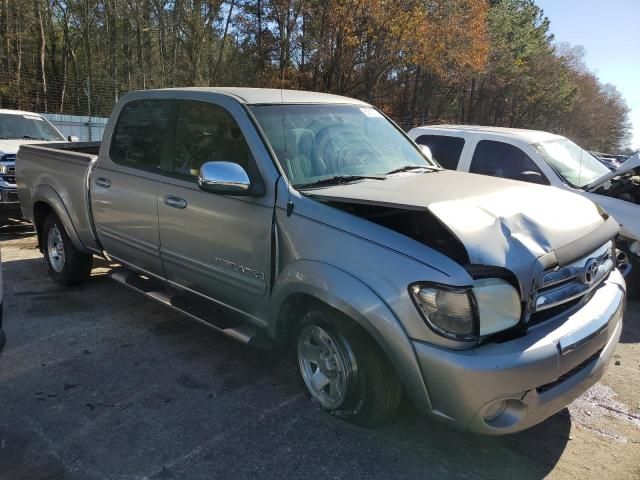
top-left (0, 69), bottom-right (121, 118)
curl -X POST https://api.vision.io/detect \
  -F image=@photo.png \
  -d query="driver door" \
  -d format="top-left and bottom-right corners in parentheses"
top-left (468, 140), bottom-right (550, 185)
top-left (157, 99), bottom-right (273, 316)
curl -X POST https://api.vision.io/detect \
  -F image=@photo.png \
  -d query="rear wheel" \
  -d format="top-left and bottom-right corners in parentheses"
top-left (296, 307), bottom-right (403, 427)
top-left (42, 214), bottom-right (93, 286)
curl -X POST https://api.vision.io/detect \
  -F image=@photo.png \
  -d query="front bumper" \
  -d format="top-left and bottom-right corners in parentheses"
top-left (412, 268), bottom-right (626, 434)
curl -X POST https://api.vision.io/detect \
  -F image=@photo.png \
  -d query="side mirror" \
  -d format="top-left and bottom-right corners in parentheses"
top-left (197, 161), bottom-right (252, 195)
top-left (68, 135), bottom-right (79, 142)
top-left (515, 171), bottom-right (548, 185)
top-left (420, 144), bottom-right (434, 162)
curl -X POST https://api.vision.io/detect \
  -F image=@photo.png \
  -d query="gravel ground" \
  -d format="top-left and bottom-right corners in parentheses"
top-left (0, 229), bottom-right (639, 480)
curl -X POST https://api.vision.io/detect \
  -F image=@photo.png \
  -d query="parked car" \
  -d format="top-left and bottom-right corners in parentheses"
top-left (17, 88), bottom-right (626, 434)
top-left (0, 109), bottom-right (70, 214)
top-left (591, 152), bottom-right (627, 171)
top-left (409, 125), bottom-right (640, 298)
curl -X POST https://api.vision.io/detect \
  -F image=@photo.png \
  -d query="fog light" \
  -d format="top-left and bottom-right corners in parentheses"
top-left (483, 400), bottom-right (508, 422)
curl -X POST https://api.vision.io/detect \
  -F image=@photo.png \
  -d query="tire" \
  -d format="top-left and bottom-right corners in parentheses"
top-left (617, 244), bottom-right (639, 301)
top-left (296, 307), bottom-right (403, 427)
top-left (42, 213), bottom-right (93, 286)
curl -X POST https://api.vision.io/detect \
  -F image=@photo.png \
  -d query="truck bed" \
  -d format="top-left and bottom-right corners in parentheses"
top-left (16, 142), bottom-right (102, 252)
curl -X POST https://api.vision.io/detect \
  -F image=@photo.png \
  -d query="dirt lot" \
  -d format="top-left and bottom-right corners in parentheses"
top-left (0, 229), bottom-right (639, 480)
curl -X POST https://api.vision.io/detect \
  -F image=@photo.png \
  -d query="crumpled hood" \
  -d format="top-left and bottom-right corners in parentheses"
top-left (586, 152), bottom-right (640, 191)
top-left (0, 139), bottom-right (54, 156)
top-left (306, 170), bottom-right (605, 286)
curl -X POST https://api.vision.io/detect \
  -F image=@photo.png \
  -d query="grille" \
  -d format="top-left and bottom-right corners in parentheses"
top-left (533, 241), bottom-right (613, 317)
top-left (0, 158), bottom-right (16, 184)
top-left (528, 297), bottom-right (582, 326)
top-left (536, 349), bottom-right (603, 394)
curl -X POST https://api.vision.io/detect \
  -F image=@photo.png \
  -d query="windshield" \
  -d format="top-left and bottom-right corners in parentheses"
top-left (533, 138), bottom-right (609, 188)
top-left (0, 113), bottom-right (65, 141)
top-left (249, 104), bottom-right (435, 187)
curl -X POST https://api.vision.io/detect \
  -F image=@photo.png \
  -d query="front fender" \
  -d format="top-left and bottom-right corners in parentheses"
top-left (270, 259), bottom-right (432, 411)
top-left (31, 184), bottom-right (86, 252)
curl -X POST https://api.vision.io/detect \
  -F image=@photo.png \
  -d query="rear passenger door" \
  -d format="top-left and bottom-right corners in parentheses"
top-left (413, 134), bottom-right (465, 170)
top-left (469, 140), bottom-right (550, 185)
top-left (91, 99), bottom-right (175, 278)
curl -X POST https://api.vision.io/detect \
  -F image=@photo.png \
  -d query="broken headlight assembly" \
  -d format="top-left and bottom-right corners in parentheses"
top-left (410, 279), bottom-right (521, 342)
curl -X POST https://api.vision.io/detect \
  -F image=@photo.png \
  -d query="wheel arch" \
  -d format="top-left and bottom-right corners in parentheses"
top-left (31, 185), bottom-right (85, 253)
top-left (270, 260), bottom-right (432, 411)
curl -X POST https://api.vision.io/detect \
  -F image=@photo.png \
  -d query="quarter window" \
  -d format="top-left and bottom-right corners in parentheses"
top-left (414, 134), bottom-right (465, 170)
top-left (469, 140), bottom-right (549, 185)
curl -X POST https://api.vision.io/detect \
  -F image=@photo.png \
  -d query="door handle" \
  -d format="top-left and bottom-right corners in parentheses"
top-left (95, 177), bottom-right (111, 188)
top-left (164, 195), bottom-right (188, 209)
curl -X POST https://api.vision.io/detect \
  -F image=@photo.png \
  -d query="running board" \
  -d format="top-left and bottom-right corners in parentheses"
top-left (109, 268), bottom-right (273, 349)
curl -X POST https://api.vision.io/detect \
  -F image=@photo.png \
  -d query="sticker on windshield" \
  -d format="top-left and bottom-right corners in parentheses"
top-left (359, 107), bottom-right (383, 118)
top-left (23, 115), bottom-right (43, 121)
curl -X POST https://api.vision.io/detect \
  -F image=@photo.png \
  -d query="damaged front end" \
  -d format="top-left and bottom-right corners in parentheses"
top-left (585, 154), bottom-right (640, 296)
top-left (320, 201), bottom-right (469, 266)
top-left (589, 167), bottom-right (640, 205)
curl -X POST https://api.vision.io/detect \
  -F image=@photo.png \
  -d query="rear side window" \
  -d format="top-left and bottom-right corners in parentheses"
top-left (110, 100), bottom-right (174, 171)
top-left (172, 100), bottom-right (253, 179)
top-left (414, 134), bottom-right (465, 169)
top-left (470, 140), bottom-right (548, 184)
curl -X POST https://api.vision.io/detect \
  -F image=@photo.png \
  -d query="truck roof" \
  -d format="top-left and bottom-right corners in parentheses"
top-left (150, 87), bottom-right (370, 106)
top-left (411, 124), bottom-right (564, 144)
top-left (0, 108), bottom-right (45, 117)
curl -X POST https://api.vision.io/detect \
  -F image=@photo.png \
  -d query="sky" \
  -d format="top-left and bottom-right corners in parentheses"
top-left (536, 0), bottom-right (640, 151)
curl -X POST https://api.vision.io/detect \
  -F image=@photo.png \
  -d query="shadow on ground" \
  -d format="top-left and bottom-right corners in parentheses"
top-left (620, 301), bottom-right (640, 343)
top-left (0, 228), bottom-right (595, 479)
top-left (0, 255), bottom-right (571, 480)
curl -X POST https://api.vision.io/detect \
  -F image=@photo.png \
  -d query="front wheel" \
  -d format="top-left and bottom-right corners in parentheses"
top-left (296, 308), bottom-right (403, 427)
top-left (42, 214), bottom-right (93, 286)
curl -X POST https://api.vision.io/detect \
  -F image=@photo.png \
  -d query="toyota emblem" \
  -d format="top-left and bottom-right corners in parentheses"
top-left (582, 259), bottom-right (599, 285)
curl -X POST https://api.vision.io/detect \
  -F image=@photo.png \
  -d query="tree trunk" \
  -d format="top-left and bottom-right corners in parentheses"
top-left (34, 0), bottom-right (47, 111)
top-left (212, 0), bottom-right (235, 84)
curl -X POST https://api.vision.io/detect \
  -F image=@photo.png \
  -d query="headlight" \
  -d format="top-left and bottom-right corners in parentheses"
top-left (410, 284), bottom-right (478, 341)
top-left (410, 278), bottom-right (521, 341)
top-left (473, 278), bottom-right (521, 336)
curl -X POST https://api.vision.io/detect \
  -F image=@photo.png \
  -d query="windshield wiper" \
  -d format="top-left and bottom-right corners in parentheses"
top-left (385, 165), bottom-right (439, 175)
top-left (21, 135), bottom-right (47, 140)
top-left (296, 174), bottom-right (386, 189)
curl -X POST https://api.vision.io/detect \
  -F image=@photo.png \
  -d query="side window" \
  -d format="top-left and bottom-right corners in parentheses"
top-left (415, 134), bottom-right (465, 170)
top-left (470, 140), bottom-right (548, 184)
top-left (173, 100), bottom-right (253, 179)
top-left (110, 100), bottom-right (174, 171)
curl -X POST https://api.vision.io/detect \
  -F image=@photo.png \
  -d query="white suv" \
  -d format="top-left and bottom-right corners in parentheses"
top-left (408, 125), bottom-right (640, 296)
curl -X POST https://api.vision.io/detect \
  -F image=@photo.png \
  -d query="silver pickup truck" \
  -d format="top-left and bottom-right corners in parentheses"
top-left (17, 88), bottom-right (626, 434)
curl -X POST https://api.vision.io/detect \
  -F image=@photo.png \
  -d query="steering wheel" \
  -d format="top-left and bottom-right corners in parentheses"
top-left (313, 124), bottom-right (385, 176)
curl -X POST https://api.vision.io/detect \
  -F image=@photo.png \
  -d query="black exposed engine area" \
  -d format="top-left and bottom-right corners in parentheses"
top-left (592, 170), bottom-right (640, 205)
top-left (325, 201), bottom-right (470, 265)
